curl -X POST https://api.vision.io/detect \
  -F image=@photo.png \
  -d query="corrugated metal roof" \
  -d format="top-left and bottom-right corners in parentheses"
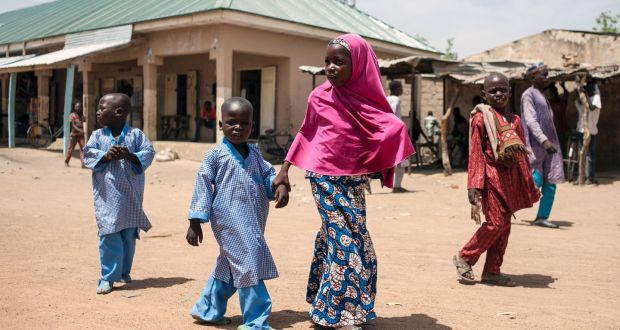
top-left (0, 25), bottom-right (132, 70)
top-left (0, 0), bottom-right (439, 53)
top-left (0, 55), bottom-right (35, 66)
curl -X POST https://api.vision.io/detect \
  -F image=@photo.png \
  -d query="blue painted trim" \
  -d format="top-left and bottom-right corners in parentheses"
top-left (7, 73), bottom-right (16, 148)
top-left (63, 64), bottom-right (75, 156)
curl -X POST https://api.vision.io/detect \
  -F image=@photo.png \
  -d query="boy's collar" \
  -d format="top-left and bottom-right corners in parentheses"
top-left (104, 123), bottom-right (129, 145)
top-left (222, 138), bottom-right (250, 164)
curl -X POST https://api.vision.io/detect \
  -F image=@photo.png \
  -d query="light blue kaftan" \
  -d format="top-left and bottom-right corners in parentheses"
top-left (84, 124), bottom-right (155, 236)
top-left (188, 139), bottom-right (278, 288)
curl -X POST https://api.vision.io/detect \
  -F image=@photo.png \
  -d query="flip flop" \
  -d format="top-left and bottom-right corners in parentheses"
top-left (453, 254), bottom-right (476, 284)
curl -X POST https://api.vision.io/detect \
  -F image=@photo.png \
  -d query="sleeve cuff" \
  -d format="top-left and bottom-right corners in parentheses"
top-left (130, 152), bottom-right (146, 175)
top-left (535, 134), bottom-right (549, 145)
top-left (91, 153), bottom-right (108, 173)
top-left (265, 175), bottom-right (276, 200)
top-left (188, 211), bottom-right (210, 222)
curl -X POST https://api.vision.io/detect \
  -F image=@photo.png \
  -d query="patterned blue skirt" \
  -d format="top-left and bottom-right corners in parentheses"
top-left (305, 172), bottom-right (377, 327)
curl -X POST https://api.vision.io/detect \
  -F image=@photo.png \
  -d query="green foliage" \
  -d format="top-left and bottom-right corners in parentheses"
top-left (441, 38), bottom-right (458, 60)
top-left (593, 11), bottom-right (619, 33)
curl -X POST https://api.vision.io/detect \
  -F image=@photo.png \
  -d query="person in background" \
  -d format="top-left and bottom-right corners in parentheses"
top-left (574, 79), bottom-right (602, 185)
top-left (387, 80), bottom-right (409, 193)
top-left (521, 63), bottom-right (564, 229)
top-left (65, 100), bottom-right (86, 168)
top-left (424, 111), bottom-right (440, 143)
top-left (194, 100), bottom-right (216, 142)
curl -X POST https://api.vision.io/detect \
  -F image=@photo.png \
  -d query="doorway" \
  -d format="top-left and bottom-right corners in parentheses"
top-left (239, 70), bottom-right (261, 139)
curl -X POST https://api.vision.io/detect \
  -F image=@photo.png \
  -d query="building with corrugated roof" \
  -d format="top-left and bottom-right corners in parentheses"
top-left (0, 0), bottom-right (439, 149)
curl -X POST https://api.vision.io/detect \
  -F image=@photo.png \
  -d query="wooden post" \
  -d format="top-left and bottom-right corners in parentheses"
top-left (440, 82), bottom-right (461, 176)
top-left (63, 64), bottom-right (76, 156)
top-left (210, 43), bottom-right (233, 144)
top-left (1, 74), bottom-right (8, 139)
top-left (35, 70), bottom-right (53, 124)
top-left (7, 73), bottom-right (16, 148)
top-left (576, 75), bottom-right (590, 185)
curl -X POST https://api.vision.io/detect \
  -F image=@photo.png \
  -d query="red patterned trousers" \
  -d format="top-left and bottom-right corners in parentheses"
top-left (460, 190), bottom-right (511, 275)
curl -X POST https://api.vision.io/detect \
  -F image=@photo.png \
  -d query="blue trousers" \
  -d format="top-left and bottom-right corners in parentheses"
top-left (99, 227), bottom-right (137, 282)
top-left (532, 170), bottom-right (556, 219)
top-left (190, 275), bottom-right (272, 330)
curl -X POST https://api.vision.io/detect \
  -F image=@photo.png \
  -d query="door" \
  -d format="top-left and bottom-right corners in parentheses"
top-left (164, 74), bottom-right (177, 116)
top-left (260, 66), bottom-right (276, 137)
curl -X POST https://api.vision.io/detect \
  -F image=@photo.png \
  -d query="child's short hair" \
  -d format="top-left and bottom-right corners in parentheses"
top-left (389, 80), bottom-right (402, 94)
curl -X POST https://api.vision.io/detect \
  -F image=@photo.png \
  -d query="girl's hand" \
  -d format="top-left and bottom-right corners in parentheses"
top-left (467, 188), bottom-right (482, 206)
top-left (272, 161), bottom-right (292, 192)
top-left (274, 184), bottom-right (289, 208)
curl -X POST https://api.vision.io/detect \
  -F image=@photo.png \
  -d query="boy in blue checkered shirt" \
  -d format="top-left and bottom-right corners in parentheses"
top-left (186, 97), bottom-right (288, 330)
top-left (84, 93), bottom-right (155, 295)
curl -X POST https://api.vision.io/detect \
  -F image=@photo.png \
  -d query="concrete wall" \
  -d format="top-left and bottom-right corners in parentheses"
top-left (465, 30), bottom-right (620, 67)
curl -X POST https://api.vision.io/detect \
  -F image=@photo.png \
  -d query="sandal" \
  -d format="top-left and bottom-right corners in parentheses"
top-left (481, 273), bottom-right (516, 287)
top-left (453, 254), bottom-right (476, 284)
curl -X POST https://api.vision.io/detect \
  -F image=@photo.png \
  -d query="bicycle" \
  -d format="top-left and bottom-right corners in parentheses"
top-left (257, 124), bottom-right (294, 164)
top-left (564, 131), bottom-right (580, 182)
top-left (26, 121), bottom-right (63, 148)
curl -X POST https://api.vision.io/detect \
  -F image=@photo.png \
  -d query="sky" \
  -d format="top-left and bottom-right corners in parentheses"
top-left (1, 0), bottom-right (619, 58)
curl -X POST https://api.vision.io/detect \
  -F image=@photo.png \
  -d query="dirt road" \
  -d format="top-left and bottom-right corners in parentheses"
top-left (1, 148), bottom-right (619, 329)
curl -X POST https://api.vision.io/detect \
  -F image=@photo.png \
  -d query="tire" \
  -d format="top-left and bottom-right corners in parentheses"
top-left (566, 143), bottom-right (578, 182)
top-left (26, 123), bottom-right (52, 148)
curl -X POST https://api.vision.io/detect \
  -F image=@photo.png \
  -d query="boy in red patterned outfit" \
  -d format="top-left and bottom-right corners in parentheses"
top-left (453, 72), bottom-right (539, 286)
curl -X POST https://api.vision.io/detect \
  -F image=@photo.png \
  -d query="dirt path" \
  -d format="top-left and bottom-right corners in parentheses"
top-left (1, 148), bottom-right (619, 329)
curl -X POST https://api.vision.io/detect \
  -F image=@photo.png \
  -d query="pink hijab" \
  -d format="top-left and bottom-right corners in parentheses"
top-left (285, 34), bottom-right (414, 188)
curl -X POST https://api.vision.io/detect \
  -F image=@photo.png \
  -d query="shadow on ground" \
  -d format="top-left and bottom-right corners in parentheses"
top-left (517, 219), bottom-right (574, 228)
top-left (191, 309), bottom-right (308, 329)
top-left (116, 277), bottom-right (194, 290)
top-left (365, 314), bottom-right (452, 329)
top-left (482, 273), bottom-right (556, 289)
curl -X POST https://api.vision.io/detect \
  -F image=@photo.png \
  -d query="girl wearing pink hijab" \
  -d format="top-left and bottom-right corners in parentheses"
top-left (273, 34), bottom-right (414, 328)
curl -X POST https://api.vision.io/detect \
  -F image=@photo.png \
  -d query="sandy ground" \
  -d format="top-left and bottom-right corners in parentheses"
top-left (1, 147), bottom-right (619, 330)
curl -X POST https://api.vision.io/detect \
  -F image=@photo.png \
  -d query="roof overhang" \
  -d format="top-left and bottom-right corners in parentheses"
top-left (0, 25), bottom-right (132, 73)
top-left (300, 55), bottom-right (458, 77)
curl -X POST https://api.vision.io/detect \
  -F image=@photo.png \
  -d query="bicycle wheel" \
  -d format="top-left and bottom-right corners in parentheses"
top-left (26, 123), bottom-right (52, 148)
top-left (566, 143), bottom-right (578, 182)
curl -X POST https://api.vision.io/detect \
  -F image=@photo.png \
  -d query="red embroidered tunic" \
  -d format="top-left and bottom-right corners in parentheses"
top-left (468, 112), bottom-right (539, 214)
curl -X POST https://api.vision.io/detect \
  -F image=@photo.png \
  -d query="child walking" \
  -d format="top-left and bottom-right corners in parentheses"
top-left (65, 100), bottom-right (86, 167)
top-left (453, 73), bottom-right (539, 287)
top-left (186, 97), bottom-right (288, 330)
top-left (84, 93), bottom-right (155, 294)
top-left (273, 34), bottom-right (414, 329)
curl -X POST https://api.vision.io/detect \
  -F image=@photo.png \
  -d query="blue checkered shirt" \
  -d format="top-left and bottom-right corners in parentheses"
top-left (189, 139), bottom-right (278, 288)
top-left (84, 124), bottom-right (155, 237)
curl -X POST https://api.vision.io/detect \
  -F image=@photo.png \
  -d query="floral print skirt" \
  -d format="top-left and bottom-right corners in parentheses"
top-left (305, 172), bottom-right (377, 327)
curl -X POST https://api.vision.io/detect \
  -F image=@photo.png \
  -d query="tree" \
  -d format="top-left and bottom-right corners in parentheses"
top-left (441, 38), bottom-right (458, 60)
top-left (593, 11), bottom-right (619, 33)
